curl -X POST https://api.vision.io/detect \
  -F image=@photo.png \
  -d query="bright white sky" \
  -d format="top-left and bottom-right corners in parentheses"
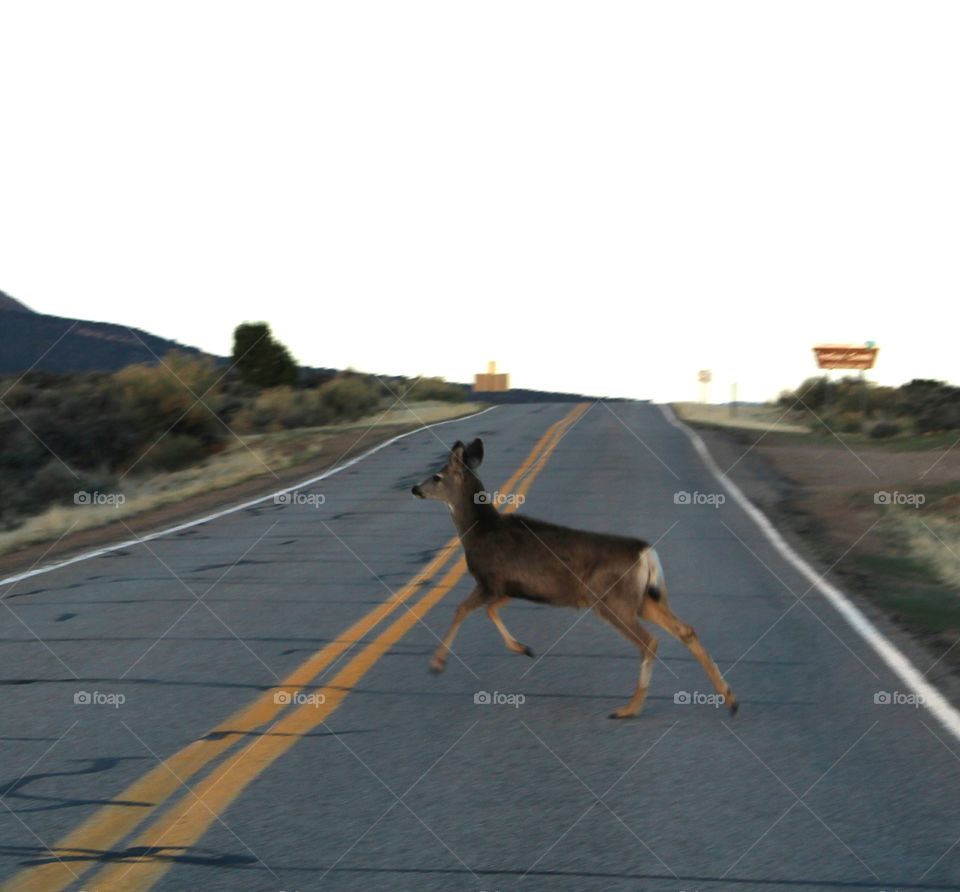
top-left (1, 2), bottom-right (957, 402)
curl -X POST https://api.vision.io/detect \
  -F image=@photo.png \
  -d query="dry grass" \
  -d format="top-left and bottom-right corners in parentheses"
top-left (695, 419), bottom-right (960, 651)
top-left (0, 400), bottom-right (479, 557)
top-left (672, 402), bottom-right (809, 434)
top-left (895, 507), bottom-right (960, 592)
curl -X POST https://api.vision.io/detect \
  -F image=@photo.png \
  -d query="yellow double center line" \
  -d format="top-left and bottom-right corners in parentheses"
top-left (4, 403), bottom-right (587, 892)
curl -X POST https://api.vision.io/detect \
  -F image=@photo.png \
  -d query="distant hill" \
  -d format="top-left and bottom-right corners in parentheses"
top-left (0, 290), bottom-right (214, 375)
top-left (0, 292), bottom-right (33, 314)
top-left (0, 289), bottom-right (628, 401)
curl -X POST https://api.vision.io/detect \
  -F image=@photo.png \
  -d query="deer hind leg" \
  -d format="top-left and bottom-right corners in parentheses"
top-left (595, 600), bottom-right (659, 719)
top-left (641, 598), bottom-right (738, 715)
top-left (430, 585), bottom-right (485, 673)
top-left (487, 597), bottom-right (534, 658)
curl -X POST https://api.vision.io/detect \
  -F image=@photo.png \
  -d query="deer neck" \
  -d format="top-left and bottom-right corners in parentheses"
top-left (449, 475), bottom-right (501, 540)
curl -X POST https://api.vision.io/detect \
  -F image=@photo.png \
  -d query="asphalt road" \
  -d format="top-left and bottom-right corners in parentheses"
top-left (2, 401), bottom-right (959, 892)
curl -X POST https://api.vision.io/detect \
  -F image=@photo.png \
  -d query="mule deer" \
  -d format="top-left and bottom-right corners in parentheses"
top-left (411, 438), bottom-right (737, 718)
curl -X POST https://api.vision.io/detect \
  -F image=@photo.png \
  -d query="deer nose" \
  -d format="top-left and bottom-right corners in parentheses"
top-left (411, 485), bottom-right (423, 498)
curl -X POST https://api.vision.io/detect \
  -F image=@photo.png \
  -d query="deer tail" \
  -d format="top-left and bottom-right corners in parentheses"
top-left (639, 546), bottom-right (666, 603)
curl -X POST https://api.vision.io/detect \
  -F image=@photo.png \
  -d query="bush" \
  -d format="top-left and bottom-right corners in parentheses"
top-left (868, 420), bottom-right (900, 439)
top-left (400, 377), bottom-right (467, 402)
top-left (0, 355), bottom-right (228, 527)
top-left (830, 412), bottom-right (864, 434)
top-left (137, 434), bottom-right (208, 472)
top-left (866, 385), bottom-right (900, 418)
top-left (899, 379), bottom-right (960, 432)
top-left (31, 460), bottom-right (83, 504)
top-left (0, 344), bottom-right (468, 531)
top-left (114, 352), bottom-right (225, 447)
top-left (780, 375), bottom-right (960, 434)
top-left (232, 322), bottom-right (298, 388)
top-left (790, 377), bottom-right (830, 410)
top-left (233, 387), bottom-right (334, 432)
top-left (318, 376), bottom-right (384, 420)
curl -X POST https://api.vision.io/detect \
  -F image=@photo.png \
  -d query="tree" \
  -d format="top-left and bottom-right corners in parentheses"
top-left (231, 322), bottom-right (298, 388)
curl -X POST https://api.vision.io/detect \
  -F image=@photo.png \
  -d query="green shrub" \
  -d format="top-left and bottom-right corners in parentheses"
top-left (241, 387), bottom-right (334, 431)
top-left (318, 376), bottom-right (383, 420)
top-left (830, 412), bottom-right (864, 434)
top-left (0, 347), bottom-right (461, 532)
top-left (782, 376), bottom-right (834, 411)
top-left (113, 352), bottom-right (226, 454)
top-left (781, 376), bottom-right (960, 434)
top-left (31, 461), bottom-right (83, 504)
top-left (232, 322), bottom-right (298, 388)
top-left (868, 420), bottom-right (900, 439)
top-left (898, 380), bottom-right (960, 432)
top-left (866, 385), bottom-right (900, 418)
top-left (137, 434), bottom-right (208, 473)
top-left (401, 377), bottom-right (467, 402)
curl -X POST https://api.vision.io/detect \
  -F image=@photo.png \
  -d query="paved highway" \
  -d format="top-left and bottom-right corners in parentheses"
top-left (2, 401), bottom-right (959, 891)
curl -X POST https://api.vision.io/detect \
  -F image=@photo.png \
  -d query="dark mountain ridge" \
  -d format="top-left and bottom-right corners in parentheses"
top-left (0, 289), bottom-right (211, 375)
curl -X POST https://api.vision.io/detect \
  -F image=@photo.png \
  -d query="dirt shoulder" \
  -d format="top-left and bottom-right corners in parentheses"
top-left (681, 415), bottom-right (960, 700)
top-left (0, 406), bottom-right (482, 584)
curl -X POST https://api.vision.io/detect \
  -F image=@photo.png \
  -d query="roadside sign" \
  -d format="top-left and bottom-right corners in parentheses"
top-left (813, 345), bottom-right (878, 370)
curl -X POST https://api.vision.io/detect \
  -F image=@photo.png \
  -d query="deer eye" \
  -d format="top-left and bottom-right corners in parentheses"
top-left (433, 474), bottom-right (442, 482)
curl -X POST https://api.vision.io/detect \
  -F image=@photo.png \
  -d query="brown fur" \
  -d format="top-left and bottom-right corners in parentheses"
top-left (412, 438), bottom-right (737, 718)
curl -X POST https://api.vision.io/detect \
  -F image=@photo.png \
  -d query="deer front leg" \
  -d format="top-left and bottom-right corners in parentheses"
top-left (430, 585), bottom-right (485, 673)
top-left (487, 597), bottom-right (534, 658)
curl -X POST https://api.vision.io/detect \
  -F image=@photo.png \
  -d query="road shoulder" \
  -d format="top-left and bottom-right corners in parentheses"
top-left (0, 410), bottom-right (484, 585)
top-left (686, 419), bottom-right (960, 709)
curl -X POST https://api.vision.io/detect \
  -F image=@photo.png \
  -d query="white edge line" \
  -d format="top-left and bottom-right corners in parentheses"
top-left (0, 405), bottom-right (497, 590)
top-left (660, 403), bottom-right (960, 743)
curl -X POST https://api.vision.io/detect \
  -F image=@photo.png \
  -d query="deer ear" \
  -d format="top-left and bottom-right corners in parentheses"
top-left (450, 441), bottom-right (465, 459)
top-left (463, 438), bottom-right (484, 470)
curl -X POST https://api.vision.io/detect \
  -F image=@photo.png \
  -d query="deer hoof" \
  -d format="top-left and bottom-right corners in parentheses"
top-left (728, 697), bottom-right (739, 717)
top-left (522, 645), bottom-right (535, 658)
top-left (429, 660), bottom-right (446, 675)
top-left (608, 709), bottom-right (634, 720)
